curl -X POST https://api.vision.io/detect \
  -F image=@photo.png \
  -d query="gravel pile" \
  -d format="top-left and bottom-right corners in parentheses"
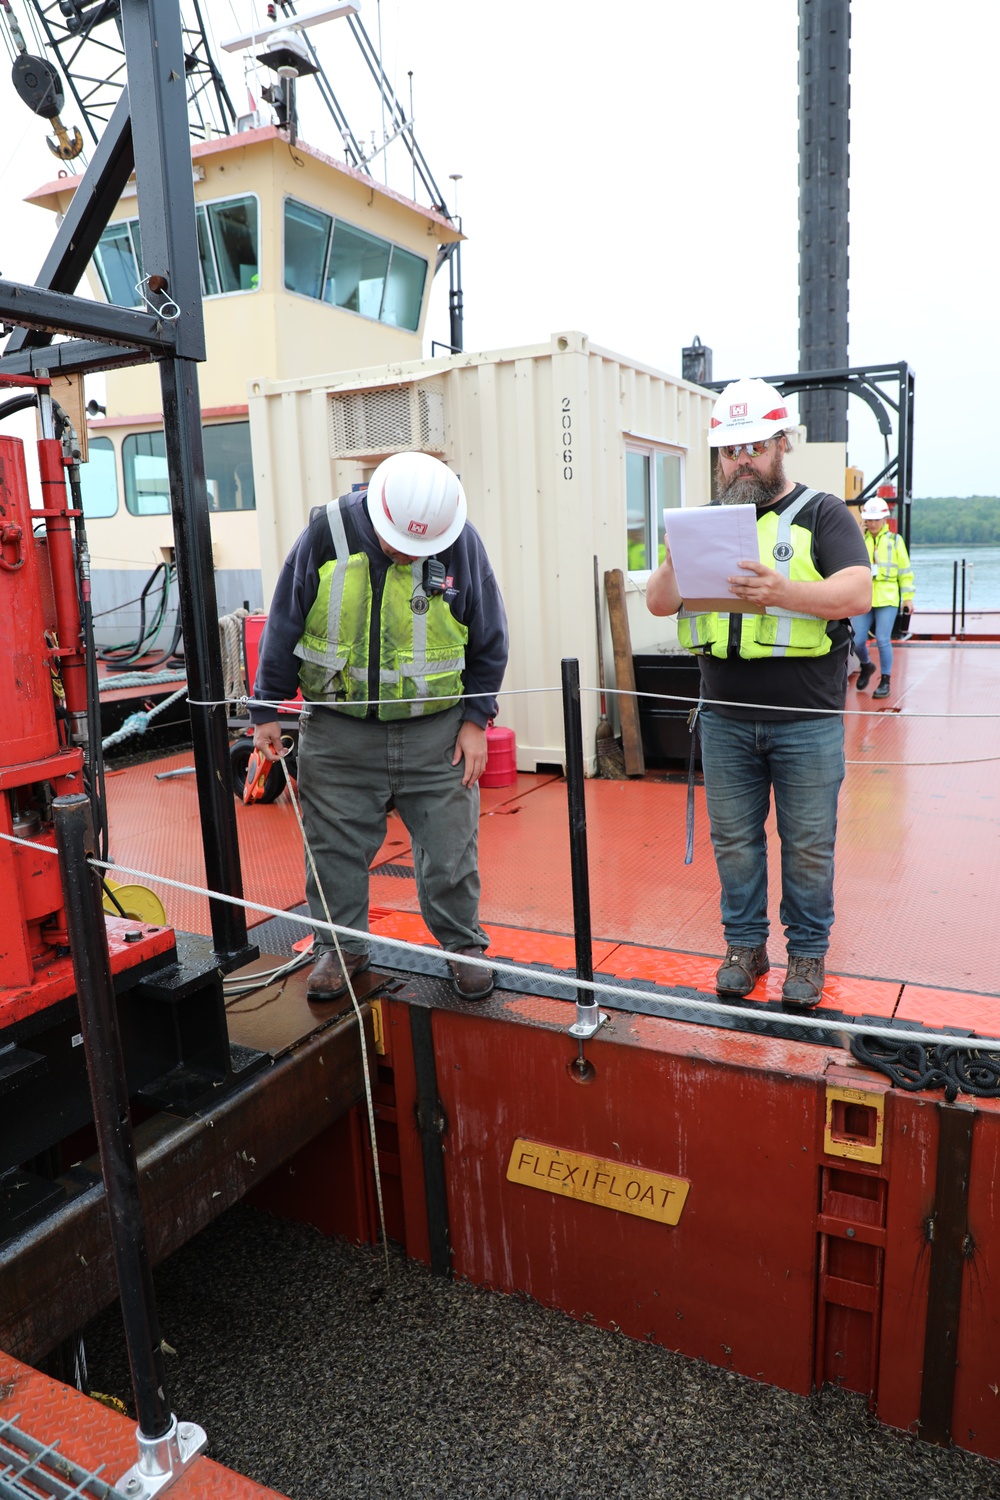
top-left (81, 1205), bottom-right (999, 1500)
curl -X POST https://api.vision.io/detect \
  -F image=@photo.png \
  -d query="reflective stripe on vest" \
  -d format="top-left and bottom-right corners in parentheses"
top-left (871, 529), bottom-right (901, 578)
top-left (294, 496), bottom-right (468, 719)
top-left (754, 487), bottom-right (821, 656)
top-left (868, 528), bottom-right (912, 607)
top-left (678, 489), bottom-right (833, 661)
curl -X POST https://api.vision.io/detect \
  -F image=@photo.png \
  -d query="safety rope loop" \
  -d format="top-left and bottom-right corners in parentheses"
top-left (848, 1036), bottom-right (1000, 1101)
top-left (942, 1046), bottom-right (1000, 1099)
top-left (850, 1037), bottom-right (941, 1093)
top-left (275, 753), bottom-right (392, 1277)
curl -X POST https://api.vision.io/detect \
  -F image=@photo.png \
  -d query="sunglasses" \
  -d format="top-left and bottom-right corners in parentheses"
top-left (718, 438), bottom-right (780, 460)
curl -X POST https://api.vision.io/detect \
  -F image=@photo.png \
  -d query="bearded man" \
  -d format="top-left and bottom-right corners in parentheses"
top-left (646, 377), bottom-right (870, 1009)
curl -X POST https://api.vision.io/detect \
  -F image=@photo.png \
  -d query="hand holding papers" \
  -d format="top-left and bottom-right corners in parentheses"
top-left (662, 505), bottom-right (763, 613)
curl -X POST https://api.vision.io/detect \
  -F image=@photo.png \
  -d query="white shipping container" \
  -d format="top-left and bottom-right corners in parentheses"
top-left (249, 331), bottom-right (720, 772)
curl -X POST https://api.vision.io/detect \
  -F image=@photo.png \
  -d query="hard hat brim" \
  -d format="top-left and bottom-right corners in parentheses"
top-left (708, 420), bottom-right (790, 448)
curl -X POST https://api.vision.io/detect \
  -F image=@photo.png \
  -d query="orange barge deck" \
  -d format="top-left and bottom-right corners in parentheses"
top-left (4, 638), bottom-right (1000, 1481)
top-left (108, 640), bottom-right (999, 1011)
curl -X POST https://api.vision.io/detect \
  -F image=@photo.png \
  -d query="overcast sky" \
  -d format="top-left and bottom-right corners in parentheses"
top-left (0, 1), bottom-right (995, 496)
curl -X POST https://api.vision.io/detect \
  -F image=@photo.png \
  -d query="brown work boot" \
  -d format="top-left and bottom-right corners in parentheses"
top-left (781, 955), bottom-right (825, 1009)
top-left (306, 949), bottom-right (370, 1000)
top-left (715, 943), bottom-right (769, 997)
top-left (447, 946), bottom-right (494, 1001)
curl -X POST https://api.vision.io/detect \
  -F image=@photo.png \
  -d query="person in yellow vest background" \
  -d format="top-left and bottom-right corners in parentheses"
top-left (850, 496), bottom-right (915, 700)
top-left (646, 378), bottom-right (871, 1010)
top-left (250, 452), bottom-right (508, 1003)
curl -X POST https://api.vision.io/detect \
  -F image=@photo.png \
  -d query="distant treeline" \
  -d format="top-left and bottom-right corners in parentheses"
top-left (909, 496), bottom-right (1000, 544)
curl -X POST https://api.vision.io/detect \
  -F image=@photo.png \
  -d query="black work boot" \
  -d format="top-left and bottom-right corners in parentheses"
top-left (872, 674), bottom-right (891, 699)
top-left (856, 662), bottom-right (875, 691)
top-left (715, 943), bottom-right (769, 998)
top-left (781, 955), bottom-right (825, 1009)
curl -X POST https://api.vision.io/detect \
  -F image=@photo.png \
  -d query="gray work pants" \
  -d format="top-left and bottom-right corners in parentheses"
top-left (296, 702), bottom-right (488, 958)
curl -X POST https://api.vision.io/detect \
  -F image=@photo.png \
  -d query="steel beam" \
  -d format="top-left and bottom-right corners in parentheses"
top-left (798, 0), bottom-right (850, 442)
top-left (409, 1006), bottom-right (452, 1278)
top-left (118, 0), bottom-right (206, 361)
top-left (919, 1102), bottom-right (975, 1445)
top-left (53, 793), bottom-right (172, 1440)
top-left (0, 280), bottom-right (172, 350)
top-left (0, 339), bottom-right (152, 379)
top-left (159, 357), bottom-right (250, 962)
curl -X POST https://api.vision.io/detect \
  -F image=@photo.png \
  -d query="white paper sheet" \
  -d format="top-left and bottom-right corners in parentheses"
top-left (663, 505), bottom-right (760, 609)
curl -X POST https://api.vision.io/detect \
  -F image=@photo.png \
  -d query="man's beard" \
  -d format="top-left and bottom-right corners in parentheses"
top-left (717, 452), bottom-right (787, 507)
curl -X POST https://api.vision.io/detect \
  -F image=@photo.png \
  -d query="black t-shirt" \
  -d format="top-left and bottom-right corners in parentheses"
top-left (696, 485), bottom-right (870, 720)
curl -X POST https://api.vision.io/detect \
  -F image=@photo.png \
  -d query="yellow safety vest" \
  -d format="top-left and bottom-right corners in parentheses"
top-left (866, 525), bottom-right (914, 609)
top-left (294, 497), bottom-right (468, 719)
top-left (677, 488), bottom-right (834, 660)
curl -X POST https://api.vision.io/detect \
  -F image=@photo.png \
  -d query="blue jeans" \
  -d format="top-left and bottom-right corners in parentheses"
top-left (850, 603), bottom-right (897, 677)
top-left (697, 709), bottom-right (846, 955)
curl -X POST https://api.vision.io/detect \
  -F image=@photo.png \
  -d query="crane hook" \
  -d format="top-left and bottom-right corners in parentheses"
top-left (46, 115), bottom-right (84, 160)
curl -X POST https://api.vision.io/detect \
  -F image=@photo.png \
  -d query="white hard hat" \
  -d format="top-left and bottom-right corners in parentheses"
top-left (367, 452), bottom-right (468, 557)
top-left (860, 497), bottom-right (891, 521)
top-left (708, 377), bottom-right (792, 447)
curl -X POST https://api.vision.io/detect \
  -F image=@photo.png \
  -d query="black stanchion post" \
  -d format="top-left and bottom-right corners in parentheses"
top-left (53, 793), bottom-right (206, 1495)
top-left (560, 659), bottom-right (604, 1044)
top-left (951, 560), bottom-right (958, 639)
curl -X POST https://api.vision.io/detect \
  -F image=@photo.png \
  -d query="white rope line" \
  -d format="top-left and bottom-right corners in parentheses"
top-left (3, 827), bottom-right (998, 1055)
top-left (187, 686), bottom-right (1000, 722)
top-left (274, 754), bottom-right (391, 1277)
top-left (195, 684), bottom-right (1000, 767)
top-left (596, 686), bottom-right (1000, 722)
top-left (845, 755), bottom-right (1000, 767)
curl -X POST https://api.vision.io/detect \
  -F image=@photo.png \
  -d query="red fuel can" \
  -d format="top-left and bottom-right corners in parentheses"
top-left (481, 722), bottom-right (517, 788)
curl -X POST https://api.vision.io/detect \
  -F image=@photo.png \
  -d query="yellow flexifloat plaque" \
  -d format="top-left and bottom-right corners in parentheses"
top-left (506, 1138), bottom-right (690, 1226)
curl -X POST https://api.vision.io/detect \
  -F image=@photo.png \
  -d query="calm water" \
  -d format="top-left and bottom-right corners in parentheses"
top-left (909, 543), bottom-right (1000, 611)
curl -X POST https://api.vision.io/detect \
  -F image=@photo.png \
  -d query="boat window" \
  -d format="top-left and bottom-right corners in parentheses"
top-left (382, 245), bottom-right (427, 330)
top-left (124, 431), bottom-right (170, 515)
top-left (326, 221), bottom-right (390, 319)
top-left (123, 422), bottom-right (255, 515)
top-left (196, 210), bottom-right (220, 297)
top-left (199, 196), bottom-right (260, 293)
top-left (77, 436), bottom-right (118, 519)
top-left (626, 444), bottom-right (684, 572)
top-left (203, 422), bottom-right (256, 512)
top-left (284, 198), bottom-right (331, 298)
top-left (93, 221), bottom-right (144, 308)
top-left (94, 196), bottom-right (259, 306)
top-left (283, 197), bottom-right (428, 332)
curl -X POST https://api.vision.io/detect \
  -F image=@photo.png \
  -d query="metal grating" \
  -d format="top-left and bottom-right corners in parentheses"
top-left (0, 1414), bottom-right (126, 1499)
top-left (327, 381), bottom-right (445, 458)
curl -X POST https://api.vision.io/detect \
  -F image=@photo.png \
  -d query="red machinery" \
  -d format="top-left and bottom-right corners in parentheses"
top-left (0, 384), bottom-right (245, 1233)
top-left (0, 399), bottom-right (172, 1015)
top-left (1, 411), bottom-right (89, 993)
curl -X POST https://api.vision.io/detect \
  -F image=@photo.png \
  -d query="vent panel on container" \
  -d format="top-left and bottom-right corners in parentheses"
top-left (327, 381), bottom-right (445, 458)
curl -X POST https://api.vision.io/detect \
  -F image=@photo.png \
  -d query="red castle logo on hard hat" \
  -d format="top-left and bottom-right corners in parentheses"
top-left (407, 520), bottom-right (428, 535)
top-left (730, 403), bottom-right (748, 418)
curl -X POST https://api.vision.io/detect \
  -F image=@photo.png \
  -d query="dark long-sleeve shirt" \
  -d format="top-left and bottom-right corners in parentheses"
top-left (249, 490), bottom-right (508, 729)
